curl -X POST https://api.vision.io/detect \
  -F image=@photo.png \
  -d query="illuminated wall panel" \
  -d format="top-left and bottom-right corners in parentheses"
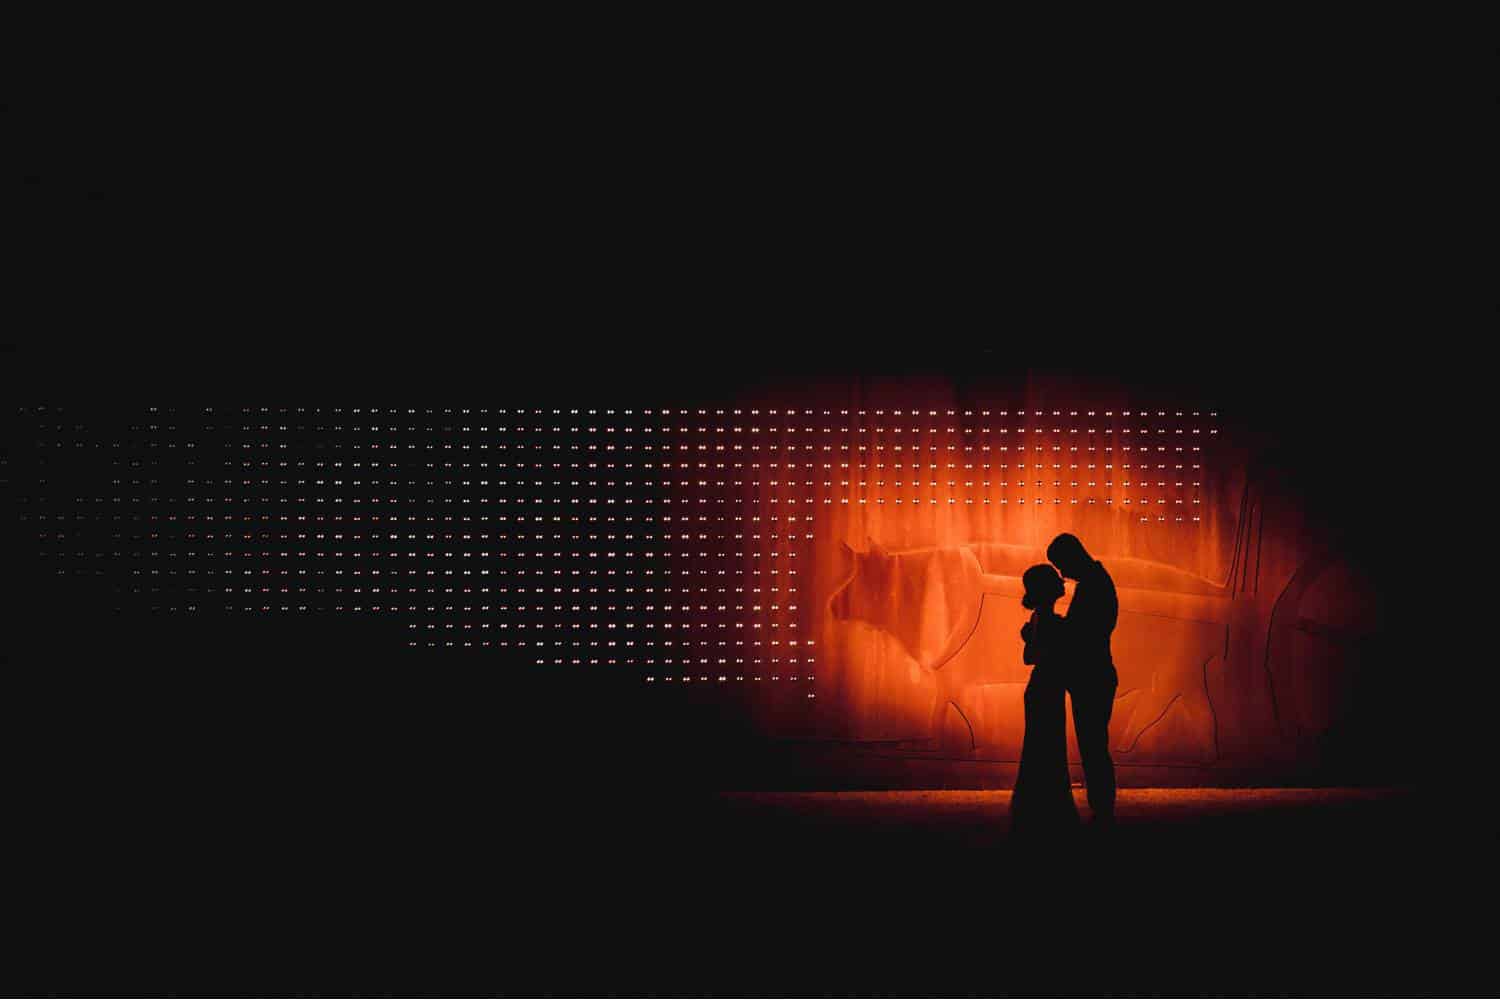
top-left (14, 378), bottom-right (1379, 781)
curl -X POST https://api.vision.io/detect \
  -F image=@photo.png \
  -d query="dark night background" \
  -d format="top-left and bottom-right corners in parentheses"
top-left (4, 30), bottom-right (1482, 994)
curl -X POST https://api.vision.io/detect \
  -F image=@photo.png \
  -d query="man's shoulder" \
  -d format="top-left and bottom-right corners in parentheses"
top-left (1079, 561), bottom-right (1118, 605)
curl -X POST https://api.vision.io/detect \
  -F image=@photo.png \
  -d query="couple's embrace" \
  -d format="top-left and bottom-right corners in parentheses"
top-left (1011, 533), bottom-right (1120, 836)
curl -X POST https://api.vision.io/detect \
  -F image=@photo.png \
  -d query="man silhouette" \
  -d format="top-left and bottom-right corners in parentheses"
top-left (1046, 533), bottom-right (1119, 825)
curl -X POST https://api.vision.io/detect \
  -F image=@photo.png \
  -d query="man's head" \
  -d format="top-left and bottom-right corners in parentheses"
top-left (1046, 532), bottom-right (1093, 580)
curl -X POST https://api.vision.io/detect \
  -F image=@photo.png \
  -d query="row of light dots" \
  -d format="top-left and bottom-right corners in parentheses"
top-left (128, 408), bottom-right (1214, 416)
top-left (394, 643), bottom-right (818, 670)
top-left (647, 674), bottom-right (812, 682)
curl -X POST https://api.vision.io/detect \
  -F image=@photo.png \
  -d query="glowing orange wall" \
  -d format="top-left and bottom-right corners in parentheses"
top-left (689, 374), bottom-right (1381, 780)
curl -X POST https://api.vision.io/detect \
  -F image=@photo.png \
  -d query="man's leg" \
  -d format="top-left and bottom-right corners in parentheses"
top-left (1071, 669), bottom-right (1118, 820)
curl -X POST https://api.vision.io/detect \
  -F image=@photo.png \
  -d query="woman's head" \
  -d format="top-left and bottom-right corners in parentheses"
top-left (1021, 563), bottom-right (1065, 610)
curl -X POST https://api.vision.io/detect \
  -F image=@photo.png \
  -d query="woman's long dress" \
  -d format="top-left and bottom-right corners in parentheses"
top-left (1010, 609), bottom-right (1081, 835)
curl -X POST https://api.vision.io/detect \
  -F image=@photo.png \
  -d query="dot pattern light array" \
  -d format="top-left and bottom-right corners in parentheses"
top-left (16, 404), bottom-right (1220, 698)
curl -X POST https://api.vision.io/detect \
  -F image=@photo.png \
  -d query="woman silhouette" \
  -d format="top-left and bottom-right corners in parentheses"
top-left (1011, 564), bottom-right (1081, 837)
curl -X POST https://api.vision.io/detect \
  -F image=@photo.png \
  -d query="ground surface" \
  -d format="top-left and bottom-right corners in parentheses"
top-left (544, 785), bottom-right (1488, 995)
top-left (23, 782), bottom-right (1488, 993)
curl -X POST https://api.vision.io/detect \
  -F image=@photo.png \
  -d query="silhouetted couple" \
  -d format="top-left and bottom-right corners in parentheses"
top-left (1010, 533), bottom-right (1119, 837)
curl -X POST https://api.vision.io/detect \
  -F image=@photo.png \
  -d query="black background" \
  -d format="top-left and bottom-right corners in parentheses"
top-left (4, 30), bottom-right (1477, 993)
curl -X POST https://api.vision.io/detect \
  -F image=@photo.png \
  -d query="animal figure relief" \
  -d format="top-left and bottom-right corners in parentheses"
top-left (829, 541), bottom-right (1228, 762)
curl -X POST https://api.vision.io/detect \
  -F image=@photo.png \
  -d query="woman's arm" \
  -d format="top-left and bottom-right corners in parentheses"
top-left (1021, 612), bottom-right (1040, 664)
top-left (1025, 612), bottom-right (1072, 664)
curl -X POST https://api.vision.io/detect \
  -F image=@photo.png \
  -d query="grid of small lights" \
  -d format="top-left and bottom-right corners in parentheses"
top-left (825, 406), bottom-right (1215, 517)
top-left (17, 404), bottom-right (1217, 694)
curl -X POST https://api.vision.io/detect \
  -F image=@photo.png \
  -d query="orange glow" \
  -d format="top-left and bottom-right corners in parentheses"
top-left (701, 378), bottom-right (1385, 776)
